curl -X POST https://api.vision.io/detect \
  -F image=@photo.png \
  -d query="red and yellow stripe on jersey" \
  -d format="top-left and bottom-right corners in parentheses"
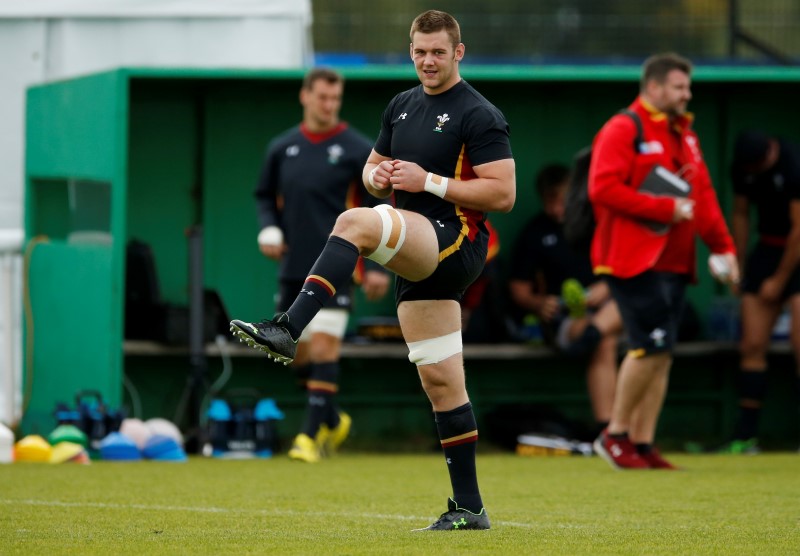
top-left (439, 145), bottom-right (487, 262)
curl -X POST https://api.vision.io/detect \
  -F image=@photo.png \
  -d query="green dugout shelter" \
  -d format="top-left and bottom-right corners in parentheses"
top-left (22, 66), bottom-right (800, 442)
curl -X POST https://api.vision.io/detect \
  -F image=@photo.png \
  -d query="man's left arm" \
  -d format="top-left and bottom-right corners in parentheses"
top-left (389, 157), bottom-right (516, 213)
top-left (693, 160), bottom-right (740, 283)
top-left (691, 154), bottom-right (732, 247)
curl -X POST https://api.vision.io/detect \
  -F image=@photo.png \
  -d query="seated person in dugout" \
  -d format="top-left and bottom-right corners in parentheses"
top-left (508, 163), bottom-right (624, 435)
top-left (460, 220), bottom-right (515, 343)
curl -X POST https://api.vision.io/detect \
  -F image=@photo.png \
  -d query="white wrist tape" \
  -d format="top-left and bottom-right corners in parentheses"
top-left (368, 166), bottom-right (379, 188)
top-left (257, 226), bottom-right (283, 247)
top-left (424, 172), bottom-right (449, 199)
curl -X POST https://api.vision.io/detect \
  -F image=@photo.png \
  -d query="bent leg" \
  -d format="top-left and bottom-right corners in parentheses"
top-left (740, 294), bottom-right (781, 370)
top-left (732, 294), bottom-right (782, 442)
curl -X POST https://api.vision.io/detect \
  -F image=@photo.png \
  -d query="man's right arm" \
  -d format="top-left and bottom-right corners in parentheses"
top-left (363, 150), bottom-right (395, 199)
top-left (254, 146), bottom-right (285, 260)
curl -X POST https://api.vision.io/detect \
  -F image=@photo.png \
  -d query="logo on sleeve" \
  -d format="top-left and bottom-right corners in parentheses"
top-left (639, 141), bottom-right (664, 154)
top-left (434, 113), bottom-right (450, 132)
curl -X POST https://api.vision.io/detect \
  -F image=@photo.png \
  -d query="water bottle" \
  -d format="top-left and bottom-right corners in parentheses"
top-left (253, 399), bottom-right (285, 458)
top-left (521, 314), bottom-right (543, 345)
top-left (205, 399), bottom-right (232, 457)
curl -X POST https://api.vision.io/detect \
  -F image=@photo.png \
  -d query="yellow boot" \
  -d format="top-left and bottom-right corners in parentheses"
top-left (324, 412), bottom-right (351, 455)
top-left (288, 433), bottom-right (321, 463)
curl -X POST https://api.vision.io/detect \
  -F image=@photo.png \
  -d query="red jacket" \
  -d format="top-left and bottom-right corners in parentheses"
top-left (588, 96), bottom-right (735, 279)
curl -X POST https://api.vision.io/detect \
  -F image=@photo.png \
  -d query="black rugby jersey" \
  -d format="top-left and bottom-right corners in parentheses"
top-left (509, 213), bottom-right (595, 295)
top-left (733, 138), bottom-right (800, 238)
top-left (255, 122), bottom-right (375, 281)
top-left (373, 80), bottom-right (512, 240)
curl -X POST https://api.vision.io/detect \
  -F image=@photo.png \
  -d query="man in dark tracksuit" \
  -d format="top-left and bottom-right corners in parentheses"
top-left (254, 67), bottom-right (389, 463)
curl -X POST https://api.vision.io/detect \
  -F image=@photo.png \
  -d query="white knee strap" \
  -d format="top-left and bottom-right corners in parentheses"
top-left (407, 331), bottom-right (463, 366)
top-left (366, 204), bottom-right (407, 265)
top-left (300, 309), bottom-right (349, 342)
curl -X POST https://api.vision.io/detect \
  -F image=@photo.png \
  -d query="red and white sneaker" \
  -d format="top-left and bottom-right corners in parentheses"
top-left (593, 429), bottom-right (649, 470)
top-left (639, 447), bottom-right (678, 470)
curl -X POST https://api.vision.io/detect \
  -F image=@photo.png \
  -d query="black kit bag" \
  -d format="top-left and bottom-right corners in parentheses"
top-left (563, 109), bottom-right (644, 255)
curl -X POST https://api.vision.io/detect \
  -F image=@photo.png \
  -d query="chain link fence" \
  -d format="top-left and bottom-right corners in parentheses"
top-left (313, 0), bottom-right (800, 65)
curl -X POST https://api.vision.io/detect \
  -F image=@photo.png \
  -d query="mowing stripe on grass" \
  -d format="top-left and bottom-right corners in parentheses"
top-left (1, 499), bottom-right (534, 529)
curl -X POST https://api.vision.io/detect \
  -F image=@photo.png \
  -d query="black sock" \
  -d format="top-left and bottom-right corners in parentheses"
top-left (609, 431), bottom-right (629, 441)
top-left (733, 368), bottom-right (767, 440)
top-left (283, 236), bottom-right (359, 340)
top-left (635, 443), bottom-right (653, 455)
top-left (301, 362), bottom-right (339, 438)
top-left (435, 403), bottom-right (483, 514)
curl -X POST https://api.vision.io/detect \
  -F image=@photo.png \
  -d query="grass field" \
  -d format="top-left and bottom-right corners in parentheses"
top-left (1, 451), bottom-right (798, 555)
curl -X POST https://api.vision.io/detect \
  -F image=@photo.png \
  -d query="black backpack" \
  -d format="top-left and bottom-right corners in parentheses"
top-left (563, 110), bottom-right (644, 255)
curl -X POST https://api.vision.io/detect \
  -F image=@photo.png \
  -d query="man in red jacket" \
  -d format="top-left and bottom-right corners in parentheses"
top-left (589, 52), bottom-right (739, 469)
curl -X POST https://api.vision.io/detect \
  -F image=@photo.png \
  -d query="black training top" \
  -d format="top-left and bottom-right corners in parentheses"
top-left (732, 138), bottom-right (800, 238)
top-left (509, 212), bottom-right (596, 295)
top-left (373, 80), bottom-right (512, 240)
top-left (255, 122), bottom-right (377, 281)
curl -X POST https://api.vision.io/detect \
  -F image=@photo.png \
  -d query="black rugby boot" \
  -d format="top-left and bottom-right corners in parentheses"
top-left (413, 498), bottom-right (490, 531)
top-left (230, 313), bottom-right (297, 365)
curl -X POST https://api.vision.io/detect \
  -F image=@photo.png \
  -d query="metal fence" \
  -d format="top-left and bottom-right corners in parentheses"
top-left (312, 0), bottom-right (800, 65)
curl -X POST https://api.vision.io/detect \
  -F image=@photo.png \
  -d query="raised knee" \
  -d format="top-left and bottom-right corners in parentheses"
top-left (364, 204), bottom-right (407, 265)
top-left (330, 207), bottom-right (376, 248)
top-left (332, 208), bottom-right (366, 235)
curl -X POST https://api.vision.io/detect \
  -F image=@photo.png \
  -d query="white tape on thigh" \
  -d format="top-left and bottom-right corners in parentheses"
top-left (407, 331), bottom-right (463, 366)
top-left (366, 204), bottom-right (406, 265)
top-left (300, 309), bottom-right (349, 342)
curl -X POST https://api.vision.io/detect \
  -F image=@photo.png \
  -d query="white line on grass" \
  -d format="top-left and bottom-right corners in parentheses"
top-left (1, 499), bottom-right (534, 529)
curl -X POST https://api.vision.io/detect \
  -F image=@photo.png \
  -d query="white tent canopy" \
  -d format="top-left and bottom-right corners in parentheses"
top-left (0, 0), bottom-right (313, 427)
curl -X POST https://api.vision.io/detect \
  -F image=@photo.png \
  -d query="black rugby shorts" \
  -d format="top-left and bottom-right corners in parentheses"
top-left (395, 216), bottom-right (488, 304)
top-left (606, 271), bottom-right (688, 355)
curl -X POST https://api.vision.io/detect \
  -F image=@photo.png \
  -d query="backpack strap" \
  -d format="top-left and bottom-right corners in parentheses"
top-left (618, 109), bottom-right (644, 153)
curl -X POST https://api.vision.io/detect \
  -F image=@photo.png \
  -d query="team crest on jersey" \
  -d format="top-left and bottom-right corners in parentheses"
top-left (328, 144), bottom-right (344, 164)
top-left (434, 113), bottom-right (450, 132)
top-left (286, 145), bottom-right (300, 157)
